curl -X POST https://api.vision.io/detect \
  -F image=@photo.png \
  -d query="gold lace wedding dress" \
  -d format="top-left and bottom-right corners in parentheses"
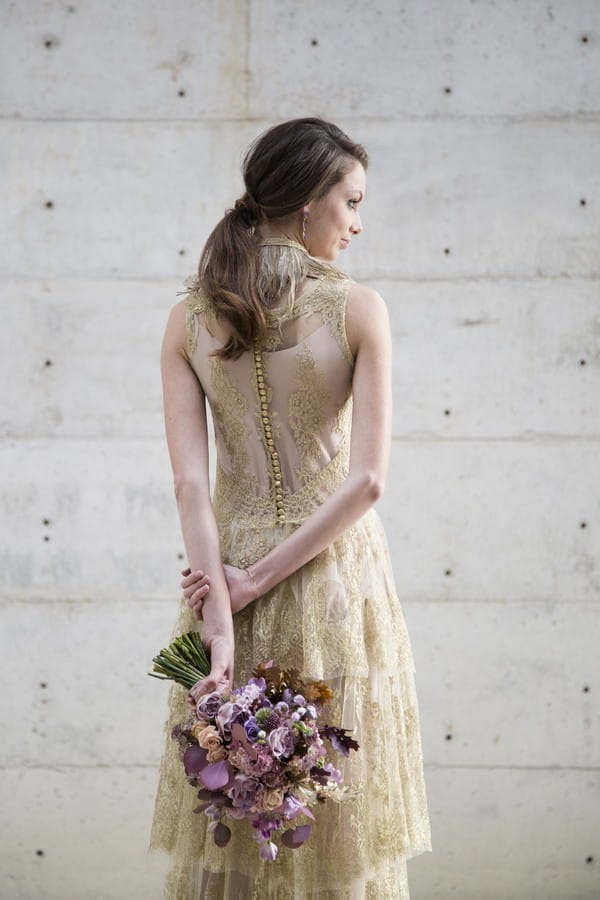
top-left (150, 246), bottom-right (431, 899)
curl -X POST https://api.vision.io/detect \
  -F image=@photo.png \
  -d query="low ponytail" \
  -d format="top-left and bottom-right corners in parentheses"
top-left (198, 194), bottom-right (268, 359)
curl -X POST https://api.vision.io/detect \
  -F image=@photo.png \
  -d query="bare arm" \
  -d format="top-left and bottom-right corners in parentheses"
top-left (245, 282), bottom-right (392, 598)
top-left (161, 300), bottom-right (234, 692)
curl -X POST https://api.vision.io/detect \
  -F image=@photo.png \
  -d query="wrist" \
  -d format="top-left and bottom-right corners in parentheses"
top-left (245, 565), bottom-right (260, 601)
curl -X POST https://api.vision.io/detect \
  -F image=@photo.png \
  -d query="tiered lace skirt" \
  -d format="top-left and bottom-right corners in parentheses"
top-left (150, 508), bottom-right (431, 899)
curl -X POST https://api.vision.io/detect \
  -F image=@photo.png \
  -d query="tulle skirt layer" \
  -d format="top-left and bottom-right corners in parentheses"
top-left (150, 509), bottom-right (431, 899)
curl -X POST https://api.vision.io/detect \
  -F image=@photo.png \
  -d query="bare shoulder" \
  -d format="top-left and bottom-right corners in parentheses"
top-left (345, 282), bottom-right (390, 357)
top-left (162, 298), bottom-right (188, 357)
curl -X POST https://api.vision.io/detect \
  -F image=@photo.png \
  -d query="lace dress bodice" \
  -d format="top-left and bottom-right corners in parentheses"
top-left (185, 272), bottom-right (355, 531)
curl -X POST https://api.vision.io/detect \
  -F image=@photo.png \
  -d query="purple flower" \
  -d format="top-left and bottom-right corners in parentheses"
top-left (293, 694), bottom-right (306, 707)
top-left (195, 691), bottom-right (222, 720)
top-left (248, 676), bottom-right (267, 692)
top-left (268, 725), bottom-right (295, 758)
top-left (217, 701), bottom-right (245, 739)
top-left (244, 716), bottom-right (260, 743)
top-left (259, 840), bottom-right (278, 861)
top-left (324, 763), bottom-right (342, 784)
top-left (281, 794), bottom-right (304, 819)
top-left (228, 774), bottom-right (259, 810)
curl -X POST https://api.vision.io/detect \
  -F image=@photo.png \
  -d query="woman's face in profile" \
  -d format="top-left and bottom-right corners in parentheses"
top-left (306, 161), bottom-right (366, 260)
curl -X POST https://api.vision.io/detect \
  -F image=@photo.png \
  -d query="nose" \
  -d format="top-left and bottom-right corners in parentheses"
top-left (351, 213), bottom-right (363, 234)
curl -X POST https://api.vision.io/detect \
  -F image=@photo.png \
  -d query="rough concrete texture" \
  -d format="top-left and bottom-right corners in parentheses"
top-left (1, 1), bottom-right (599, 898)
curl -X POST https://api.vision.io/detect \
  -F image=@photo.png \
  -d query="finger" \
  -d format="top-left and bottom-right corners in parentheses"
top-left (190, 673), bottom-right (230, 700)
top-left (181, 567), bottom-right (191, 576)
top-left (191, 584), bottom-right (210, 603)
top-left (181, 570), bottom-right (202, 587)
top-left (190, 598), bottom-right (205, 620)
top-left (181, 571), bottom-right (210, 589)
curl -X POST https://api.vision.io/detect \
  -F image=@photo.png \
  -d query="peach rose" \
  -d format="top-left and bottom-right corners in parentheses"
top-left (193, 723), bottom-right (223, 753)
top-left (261, 788), bottom-right (284, 812)
top-left (207, 745), bottom-right (226, 763)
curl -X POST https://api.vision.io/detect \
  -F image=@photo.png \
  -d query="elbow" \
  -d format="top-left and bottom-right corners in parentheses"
top-left (173, 472), bottom-right (207, 503)
top-left (358, 470), bottom-right (385, 505)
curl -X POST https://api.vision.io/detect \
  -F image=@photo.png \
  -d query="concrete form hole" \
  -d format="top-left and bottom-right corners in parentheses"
top-left (444, 409), bottom-right (451, 416)
top-left (311, 39), bottom-right (318, 46)
top-left (178, 89), bottom-right (186, 97)
top-left (586, 856), bottom-right (594, 864)
top-left (445, 733), bottom-right (453, 741)
top-left (444, 569), bottom-right (452, 576)
top-left (444, 86), bottom-right (452, 94)
top-left (579, 359), bottom-right (586, 366)
top-left (35, 849), bottom-right (44, 857)
top-left (443, 247), bottom-right (451, 255)
top-left (580, 198), bottom-right (587, 206)
top-left (583, 685), bottom-right (590, 693)
top-left (581, 35), bottom-right (589, 44)
top-left (179, 249), bottom-right (186, 256)
top-left (580, 521), bottom-right (587, 529)
top-left (45, 360), bottom-right (52, 367)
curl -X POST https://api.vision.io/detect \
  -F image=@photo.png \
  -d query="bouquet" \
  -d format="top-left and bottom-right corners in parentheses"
top-left (150, 632), bottom-right (359, 861)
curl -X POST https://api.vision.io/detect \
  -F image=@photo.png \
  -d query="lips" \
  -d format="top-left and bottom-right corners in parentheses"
top-left (340, 238), bottom-right (350, 248)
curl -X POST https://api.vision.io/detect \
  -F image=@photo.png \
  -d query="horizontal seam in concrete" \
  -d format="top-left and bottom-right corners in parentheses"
top-left (1, 114), bottom-right (600, 124)
top-left (424, 763), bottom-right (600, 772)
top-left (2, 274), bottom-right (600, 284)
top-left (2, 436), bottom-right (600, 445)
top-left (3, 597), bottom-right (599, 607)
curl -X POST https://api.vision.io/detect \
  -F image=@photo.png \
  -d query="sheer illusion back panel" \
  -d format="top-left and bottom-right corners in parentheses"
top-left (186, 278), bottom-right (354, 507)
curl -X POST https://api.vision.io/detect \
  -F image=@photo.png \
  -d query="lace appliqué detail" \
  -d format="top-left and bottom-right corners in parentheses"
top-left (289, 343), bottom-right (333, 483)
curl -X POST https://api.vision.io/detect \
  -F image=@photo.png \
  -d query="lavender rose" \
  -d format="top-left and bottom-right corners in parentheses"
top-left (217, 701), bottom-right (245, 739)
top-left (268, 725), bottom-right (295, 759)
top-left (195, 691), bottom-right (222, 720)
top-left (244, 716), bottom-right (260, 742)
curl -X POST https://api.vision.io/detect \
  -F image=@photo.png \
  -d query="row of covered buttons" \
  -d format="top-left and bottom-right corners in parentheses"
top-left (253, 347), bottom-right (285, 523)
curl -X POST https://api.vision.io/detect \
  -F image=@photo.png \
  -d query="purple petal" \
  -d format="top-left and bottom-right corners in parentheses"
top-left (183, 745), bottom-right (208, 777)
top-left (213, 823), bottom-right (232, 847)
top-left (281, 825), bottom-right (312, 849)
top-left (259, 840), bottom-right (278, 861)
top-left (200, 760), bottom-right (233, 791)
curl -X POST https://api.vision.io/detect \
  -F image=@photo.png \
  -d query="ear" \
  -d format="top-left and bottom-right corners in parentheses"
top-left (302, 203), bottom-right (312, 215)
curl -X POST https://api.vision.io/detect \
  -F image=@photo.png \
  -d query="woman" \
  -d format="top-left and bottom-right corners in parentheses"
top-left (151, 118), bottom-right (431, 899)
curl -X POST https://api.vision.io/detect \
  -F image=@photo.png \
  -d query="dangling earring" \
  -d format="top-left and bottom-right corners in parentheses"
top-left (302, 212), bottom-right (308, 244)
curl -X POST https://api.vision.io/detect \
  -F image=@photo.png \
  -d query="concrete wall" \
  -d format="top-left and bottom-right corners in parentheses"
top-left (1, 1), bottom-right (599, 897)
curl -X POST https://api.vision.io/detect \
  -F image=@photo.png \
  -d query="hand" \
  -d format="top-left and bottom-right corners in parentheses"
top-left (222, 564), bottom-right (257, 615)
top-left (181, 568), bottom-right (211, 620)
top-left (188, 633), bottom-right (234, 700)
top-left (181, 565), bottom-right (257, 617)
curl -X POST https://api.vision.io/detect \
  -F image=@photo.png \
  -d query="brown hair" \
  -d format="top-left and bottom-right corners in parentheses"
top-left (197, 118), bottom-right (368, 359)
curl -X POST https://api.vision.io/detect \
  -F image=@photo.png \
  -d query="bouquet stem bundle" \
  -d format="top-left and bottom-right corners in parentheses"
top-left (148, 631), bottom-right (210, 690)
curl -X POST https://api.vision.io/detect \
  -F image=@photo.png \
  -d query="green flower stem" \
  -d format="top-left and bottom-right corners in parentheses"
top-left (148, 632), bottom-right (212, 690)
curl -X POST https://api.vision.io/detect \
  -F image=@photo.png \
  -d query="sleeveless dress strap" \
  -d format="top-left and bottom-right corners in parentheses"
top-left (181, 279), bottom-right (210, 360)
